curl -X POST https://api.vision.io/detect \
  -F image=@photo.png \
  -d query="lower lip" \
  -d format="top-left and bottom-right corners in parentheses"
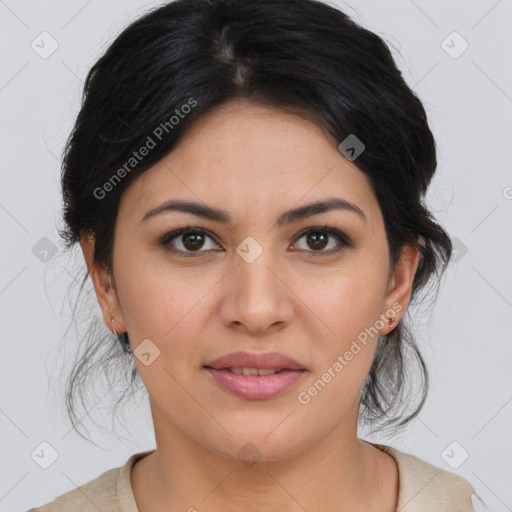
top-left (204, 368), bottom-right (306, 399)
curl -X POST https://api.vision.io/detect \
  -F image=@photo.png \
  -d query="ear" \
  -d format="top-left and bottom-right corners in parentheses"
top-left (79, 231), bottom-right (127, 334)
top-left (379, 241), bottom-right (421, 335)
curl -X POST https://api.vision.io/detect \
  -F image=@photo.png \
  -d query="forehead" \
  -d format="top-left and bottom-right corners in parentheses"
top-left (118, 100), bottom-right (381, 231)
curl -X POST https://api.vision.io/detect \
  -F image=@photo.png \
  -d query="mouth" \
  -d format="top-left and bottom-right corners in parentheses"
top-left (204, 366), bottom-right (303, 376)
top-left (202, 351), bottom-right (307, 399)
top-left (203, 365), bottom-right (307, 400)
top-left (204, 350), bottom-right (306, 372)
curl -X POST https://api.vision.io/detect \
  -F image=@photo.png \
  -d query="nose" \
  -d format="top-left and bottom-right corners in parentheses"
top-left (218, 256), bottom-right (294, 335)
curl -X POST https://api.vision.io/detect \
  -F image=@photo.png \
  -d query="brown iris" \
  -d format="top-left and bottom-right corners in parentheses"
top-left (182, 232), bottom-right (206, 251)
top-left (306, 230), bottom-right (329, 251)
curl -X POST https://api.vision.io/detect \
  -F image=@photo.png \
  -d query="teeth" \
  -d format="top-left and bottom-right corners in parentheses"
top-left (227, 367), bottom-right (280, 376)
top-left (257, 368), bottom-right (279, 376)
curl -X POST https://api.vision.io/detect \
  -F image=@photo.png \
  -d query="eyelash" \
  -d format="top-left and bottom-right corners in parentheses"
top-left (158, 224), bottom-right (354, 258)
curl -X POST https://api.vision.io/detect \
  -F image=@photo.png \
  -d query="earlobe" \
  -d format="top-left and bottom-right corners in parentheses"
top-left (380, 243), bottom-right (421, 335)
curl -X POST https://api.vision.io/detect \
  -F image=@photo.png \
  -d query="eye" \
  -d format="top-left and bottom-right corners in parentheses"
top-left (159, 226), bottom-right (221, 256)
top-left (291, 225), bottom-right (353, 255)
top-left (159, 224), bottom-right (354, 257)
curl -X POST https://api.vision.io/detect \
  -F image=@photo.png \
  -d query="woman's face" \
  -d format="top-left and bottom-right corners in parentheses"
top-left (83, 100), bottom-right (419, 462)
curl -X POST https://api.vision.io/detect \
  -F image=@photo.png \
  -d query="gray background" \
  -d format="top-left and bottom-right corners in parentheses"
top-left (1, 0), bottom-right (511, 510)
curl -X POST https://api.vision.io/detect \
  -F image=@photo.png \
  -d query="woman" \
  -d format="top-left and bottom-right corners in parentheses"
top-left (29, 0), bottom-right (487, 510)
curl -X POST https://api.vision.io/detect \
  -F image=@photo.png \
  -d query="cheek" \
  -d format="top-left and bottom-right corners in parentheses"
top-left (294, 255), bottom-right (389, 396)
top-left (299, 258), bottom-right (389, 342)
top-left (114, 248), bottom-right (210, 346)
top-left (115, 258), bottom-right (213, 399)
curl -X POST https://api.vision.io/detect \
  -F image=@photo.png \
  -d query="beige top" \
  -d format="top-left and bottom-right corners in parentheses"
top-left (28, 443), bottom-right (486, 511)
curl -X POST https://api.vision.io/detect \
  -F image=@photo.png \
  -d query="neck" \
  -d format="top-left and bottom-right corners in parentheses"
top-left (131, 408), bottom-right (398, 512)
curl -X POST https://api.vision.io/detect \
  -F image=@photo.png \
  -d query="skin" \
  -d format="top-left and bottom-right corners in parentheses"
top-left (81, 99), bottom-right (419, 512)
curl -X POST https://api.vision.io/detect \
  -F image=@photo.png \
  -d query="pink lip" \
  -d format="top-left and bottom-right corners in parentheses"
top-left (204, 351), bottom-right (306, 371)
top-left (203, 351), bottom-right (307, 400)
top-left (204, 367), bottom-right (306, 399)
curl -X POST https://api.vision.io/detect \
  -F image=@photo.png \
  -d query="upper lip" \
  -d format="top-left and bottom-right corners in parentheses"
top-left (204, 351), bottom-right (306, 371)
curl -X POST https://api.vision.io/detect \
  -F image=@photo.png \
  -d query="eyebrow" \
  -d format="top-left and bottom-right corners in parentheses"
top-left (141, 197), bottom-right (367, 226)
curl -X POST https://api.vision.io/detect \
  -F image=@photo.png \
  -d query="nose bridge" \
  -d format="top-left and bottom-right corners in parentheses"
top-left (223, 242), bottom-right (293, 332)
top-left (235, 246), bottom-right (282, 303)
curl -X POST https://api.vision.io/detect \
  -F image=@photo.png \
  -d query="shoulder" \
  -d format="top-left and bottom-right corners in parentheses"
top-left (371, 442), bottom-right (488, 512)
top-left (26, 467), bottom-right (120, 512)
top-left (26, 450), bottom-right (154, 512)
